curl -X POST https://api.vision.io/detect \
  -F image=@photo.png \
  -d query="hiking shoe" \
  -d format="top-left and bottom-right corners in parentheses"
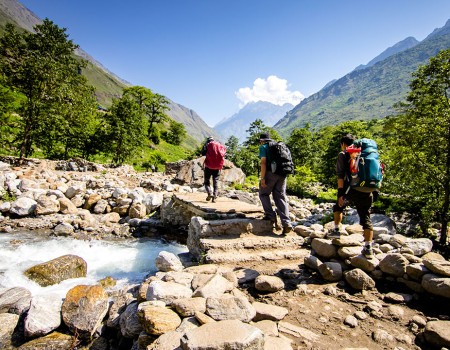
top-left (262, 215), bottom-right (281, 230)
top-left (282, 225), bottom-right (293, 234)
top-left (206, 195), bottom-right (212, 201)
top-left (327, 228), bottom-right (341, 239)
top-left (211, 196), bottom-right (217, 203)
top-left (362, 245), bottom-right (374, 258)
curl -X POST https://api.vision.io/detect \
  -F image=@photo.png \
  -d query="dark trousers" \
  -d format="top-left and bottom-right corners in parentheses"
top-left (204, 167), bottom-right (220, 196)
top-left (333, 188), bottom-right (373, 230)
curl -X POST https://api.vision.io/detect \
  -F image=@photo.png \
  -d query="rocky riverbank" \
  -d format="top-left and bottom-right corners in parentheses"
top-left (0, 156), bottom-right (450, 349)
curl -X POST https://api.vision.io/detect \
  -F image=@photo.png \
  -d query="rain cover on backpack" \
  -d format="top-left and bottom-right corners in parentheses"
top-left (347, 138), bottom-right (383, 191)
top-left (205, 141), bottom-right (226, 170)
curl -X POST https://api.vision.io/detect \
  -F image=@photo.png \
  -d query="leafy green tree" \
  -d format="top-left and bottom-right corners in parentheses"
top-left (225, 135), bottom-right (240, 162)
top-left (242, 120), bottom-right (274, 175)
top-left (384, 49), bottom-right (450, 245)
top-left (287, 124), bottom-right (315, 168)
top-left (122, 86), bottom-right (170, 138)
top-left (163, 120), bottom-right (186, 145)
top-left (0, 80), bottom-right (23, 153)
top-left (243, 119), bottom-right (281, 147)
top-left (36, 76), bottom-right (97, 159)
top-left (0, 20), bottom-right (95, 159)
top-left (105, 95), bottom-right (149, 165)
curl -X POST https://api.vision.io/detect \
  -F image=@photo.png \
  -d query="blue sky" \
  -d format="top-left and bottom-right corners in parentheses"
top-left (18, 0), bottom-right (450, 127)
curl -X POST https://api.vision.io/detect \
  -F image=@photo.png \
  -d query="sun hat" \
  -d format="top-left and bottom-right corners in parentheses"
top-left (259, 132), bottom-right (272, 141)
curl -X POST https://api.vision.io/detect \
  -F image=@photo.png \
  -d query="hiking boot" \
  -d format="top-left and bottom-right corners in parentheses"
top-left (262, 215), bottom-right (276, 222)
top-left (282, 225), bottom-right (293, 235)
top-left (211, 196), bottom-right (217, 203)
top-left (206, 195), bottom-right (212, 201)
top-left (327, 227), bottom-right (341, 239)
top-left (362, 245), bottom-right (374, 258)
top-left (262, 215), bottom-right (281, 230)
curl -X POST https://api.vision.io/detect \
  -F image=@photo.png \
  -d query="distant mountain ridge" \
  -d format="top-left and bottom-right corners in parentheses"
top-left (354, 36), bottom-right (419, 71)
top-left (214, 101), bottom-right (294, 142)
top-left (0, 0), bottom-right (219, 143)
top-left (275, 19), bottom-right (450, 135)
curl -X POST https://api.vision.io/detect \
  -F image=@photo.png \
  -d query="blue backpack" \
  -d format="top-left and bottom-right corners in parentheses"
top-left (347, 138), bottom-right (383, 191)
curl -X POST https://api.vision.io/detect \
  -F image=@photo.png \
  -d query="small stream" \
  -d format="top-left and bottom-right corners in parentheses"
top-left (0, 231), bottom-right (188, 298)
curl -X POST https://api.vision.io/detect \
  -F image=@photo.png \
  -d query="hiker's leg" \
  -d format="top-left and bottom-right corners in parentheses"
top-left (211, 169), bottom-right (220, 197)
top-left (259, 172), bottom-right (276, 220)
top-left (204, 167), bottom-right (212, 195)
top-left (272, 174), bottom-right (290, 227)
top-left (333, 198), bottom-right (344, 226)
top-left (355, 191), bottom-right (373, 242)
top-left (363, 228), bottom-right (373, 242)
top-left (333, 189), bottom-right (351, 230)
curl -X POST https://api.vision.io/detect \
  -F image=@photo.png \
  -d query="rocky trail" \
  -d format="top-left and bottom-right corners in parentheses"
top-left (0, 156), bottom-right (449, 349)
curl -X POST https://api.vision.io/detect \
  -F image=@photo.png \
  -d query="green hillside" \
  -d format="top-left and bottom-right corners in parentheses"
top-left (275, 23), bottom-right (450, 135)
top-left (80, 60), bottom-right (125, 108)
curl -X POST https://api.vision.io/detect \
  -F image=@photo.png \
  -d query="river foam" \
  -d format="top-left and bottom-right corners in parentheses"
top-left (0, 232), bottom-right (188, 297)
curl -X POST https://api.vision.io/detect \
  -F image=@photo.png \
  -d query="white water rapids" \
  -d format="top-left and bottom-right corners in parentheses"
top-left (0, 232), bottom-right (188, 298)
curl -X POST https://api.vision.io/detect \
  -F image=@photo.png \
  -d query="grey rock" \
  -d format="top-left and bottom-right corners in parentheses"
top-left (10, 197), bottom-right (37, 216)
top-left (379, 253), bottom-right (409, 277)
top-left (206, 295), bottom-right (256, 322)
top-left (254, 275), bottom-right (285, 293)
top-left (119, 301), bottom-right (143, 338)
top-left (181, 319), bottom-right (264, 350)
top-left (344, 268), bottom-right (375, 290)
top-left (422, 274), bottom-right (450, 298)
top-left (24, 294), bottom-right (63, 337)
top-left (424, 320), bottom-right (450, 348)
top-left (0, 286), bottom-right (32, 314)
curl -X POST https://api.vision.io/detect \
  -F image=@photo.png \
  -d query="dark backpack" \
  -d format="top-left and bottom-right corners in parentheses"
top-left (268, 141), bottom-right (294, 176)
top-left (347, 138), bottom-right (383, 191)
top-left (205, 140), bottom-right (226, 170)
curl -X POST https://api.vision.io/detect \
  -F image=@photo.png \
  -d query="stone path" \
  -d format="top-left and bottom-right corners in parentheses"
top-left (173, 192), bottom-right (263, 219)
top-left (172, 193), bottom-right (309, 270)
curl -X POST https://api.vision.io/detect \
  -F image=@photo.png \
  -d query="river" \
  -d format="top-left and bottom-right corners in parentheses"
top-left (0, 232), bottom-right (188, 298)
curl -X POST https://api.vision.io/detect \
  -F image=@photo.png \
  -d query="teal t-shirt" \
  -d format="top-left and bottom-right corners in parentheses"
top-left (259, 143), bottom-right (270, 161)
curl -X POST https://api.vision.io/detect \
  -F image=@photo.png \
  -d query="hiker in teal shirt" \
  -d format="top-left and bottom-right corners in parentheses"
top-left (258, 132), bottom-right (292, 235)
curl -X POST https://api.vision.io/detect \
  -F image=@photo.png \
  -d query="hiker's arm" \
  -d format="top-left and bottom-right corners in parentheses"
top-left (337, 178), bottom-right (345, 204)
top-left (336, 152), bottom-right (346, 206)
top-left (260, 157), bottom-right (267, 187)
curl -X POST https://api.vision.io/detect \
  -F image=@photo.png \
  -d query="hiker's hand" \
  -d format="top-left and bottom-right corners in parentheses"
top-left (260, 178), bottom-right (267, 188)
top-left (338, 196), bottom-right (345, 207)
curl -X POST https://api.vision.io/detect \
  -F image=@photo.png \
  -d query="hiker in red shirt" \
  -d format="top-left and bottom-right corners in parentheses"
top-left (201, 136), bottom-right (226, 203)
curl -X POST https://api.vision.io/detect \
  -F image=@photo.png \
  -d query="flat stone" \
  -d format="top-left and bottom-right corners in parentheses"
top-left (181, 319), bottom-right (264, 350)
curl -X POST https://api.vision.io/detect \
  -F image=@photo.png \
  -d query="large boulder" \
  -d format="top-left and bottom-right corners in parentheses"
top-left (61, 284), bottom-right (109, 339)
top-left (24, 294), bottom-right (64, 337)
top-left (24, 254), bottom-right (87, 287)
top-left (170, 157), bottom-right (245, 187)
top-left (424, 320), bottom-right (450, 348)
top-left (10, 197), bottom-right (37, 216)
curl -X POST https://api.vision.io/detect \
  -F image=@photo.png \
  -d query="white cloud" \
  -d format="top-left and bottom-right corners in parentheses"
top-left (235, 75), bottom-right (304, 108)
